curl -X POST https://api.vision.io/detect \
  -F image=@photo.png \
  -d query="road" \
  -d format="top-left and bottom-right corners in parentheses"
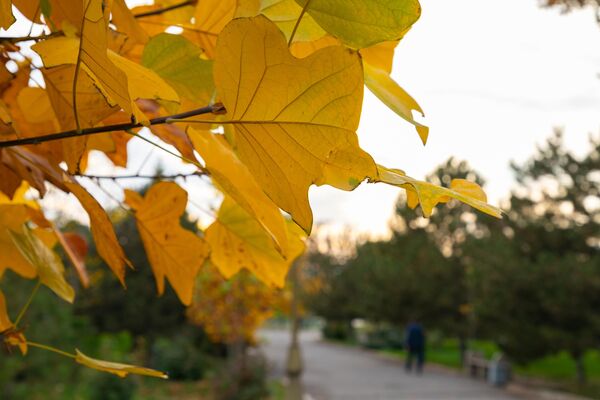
top-left (259, 329), bottom-right (523, 400)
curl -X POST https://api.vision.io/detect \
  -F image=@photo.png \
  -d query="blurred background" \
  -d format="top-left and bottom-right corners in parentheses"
top-left (1, 0), bottom-right (599, 399)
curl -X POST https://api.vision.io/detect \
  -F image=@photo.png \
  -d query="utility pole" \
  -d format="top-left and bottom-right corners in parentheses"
top-left (285, 260), bottom-right (303, 400)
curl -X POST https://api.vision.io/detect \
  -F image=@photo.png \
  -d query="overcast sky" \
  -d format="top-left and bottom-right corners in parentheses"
top-left (310, 0), bottom-right (600, 236)
top-left (20, 0), bottom-right (600, 236)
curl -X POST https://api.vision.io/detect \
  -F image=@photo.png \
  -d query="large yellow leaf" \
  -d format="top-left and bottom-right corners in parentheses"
top-left (206, 197), bottom-right (305, 288)
top-left (188, 127), bottom-right (288, 252)
top-left (363, 63), bottom-right (428, 145)
top-left (75, 349), bottom-right (167, 379)
top-left (295, 0), bottom-right (421, 49)
top-left (0, 289), bottom-right (12, 332)
top-left (124, 182), bottom-right (210, 305)
top-left (373, 165), bottom-right (503, 218)
top-left (213, 16), bottom-right (377, 233)
top-left (9, 225), bottom-right (75, 303)
top-left (64, 180), bottom-right (131, 285)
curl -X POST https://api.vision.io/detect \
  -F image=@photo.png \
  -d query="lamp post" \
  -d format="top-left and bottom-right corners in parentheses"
top-left (285, 260), bottom-right (303, 400)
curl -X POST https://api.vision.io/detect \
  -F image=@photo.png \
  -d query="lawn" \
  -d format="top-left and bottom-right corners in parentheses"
top-left (381, 339), bottom-right (600, 399)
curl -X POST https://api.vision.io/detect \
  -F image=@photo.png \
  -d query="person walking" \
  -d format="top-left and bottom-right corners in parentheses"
top-left (405, 321), bottom-right (425, 374)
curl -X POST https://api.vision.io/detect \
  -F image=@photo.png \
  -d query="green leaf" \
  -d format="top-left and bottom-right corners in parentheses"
top-left (141, 33), bottom-right (214, 103)
top-left (9, 226), bottom-right (75, 303)
top-left (295, 0), bottom-right (422, 49)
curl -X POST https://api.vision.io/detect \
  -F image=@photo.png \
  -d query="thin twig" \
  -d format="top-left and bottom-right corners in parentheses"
top-left (133, 0), bottom-right (197, 19)
top-left (76, 172), bottom-right (206, 180)
top-left (0, 104), bottom-right (219, 148)
top-left (0, 32), bottom-right (62, 43)
top-left (14, 281), bottom-right (41, 327)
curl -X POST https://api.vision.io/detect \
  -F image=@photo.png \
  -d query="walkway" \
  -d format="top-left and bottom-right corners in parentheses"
top-left (260, 329), bottom-right (523, 400)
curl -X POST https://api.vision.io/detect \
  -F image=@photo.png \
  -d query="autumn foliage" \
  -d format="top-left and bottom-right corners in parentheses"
top-left (0, 0), bottom-right (501, 378)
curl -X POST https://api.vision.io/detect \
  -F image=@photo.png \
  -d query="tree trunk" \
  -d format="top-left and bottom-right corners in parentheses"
top-left (573, 353), bottom-right (586, 385)
top-left (459, 336), bottom-right (467, 368)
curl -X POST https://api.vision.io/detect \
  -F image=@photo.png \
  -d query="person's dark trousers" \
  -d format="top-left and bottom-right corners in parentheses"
top-left (405, 347), bottom-right (425, 373)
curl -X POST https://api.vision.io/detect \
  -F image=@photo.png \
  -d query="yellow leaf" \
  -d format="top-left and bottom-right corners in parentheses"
top-left (9, 225), bottom-right (75, 303)
top-left (214, 16), bottom-right (377, 233)
top-left (0, 0), bottom-right (15, 30)
top-left (188, 127), bottom-right (288, 252)
top-left (43, 65), bottom-right (119, 172)
top-left (44, 65), bottom-right (118, 131)
top-left (110, 0), bottom-right (149, 47)
top-left (0, 289), bottom-right (12, 332)
top-left (124, 182), bottom-right (210, 305)
top-left (75, 349), bottom-right (168, 379)
top-left (64, 180), bottom-right (131, 285)
top-left (206, 197), bottom-right (305, 288)
top-left (16, 87), bottom-right (57, 125)
top-left (0, 205), bottom-right (43, 279)
top-left (141, 33), bottom-right (214, 103)
top-left (373, 165), bottom-right (503, 218)
top-left (295, 0), bottom-right (421, 49)
top-left (260, 0), bottom-right (326, 43)
top-left (363, 63), bottom-right (428, 145)
top-left (193, 0), bottom-right (235, 58)
top-left (360, 41), bottom-right (398, 74)
top-left (4, 330), bottom-right (28, 355)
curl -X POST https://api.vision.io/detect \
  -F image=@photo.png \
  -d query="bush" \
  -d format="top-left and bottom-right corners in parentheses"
top-left (322, 320), bottom-right (353, 342)
top-left (211, 351), bottom-right (270, 400)
top-left (88, 374), bottom-right (137, 400)
top-left (151, 335), bottom-right (209, 380)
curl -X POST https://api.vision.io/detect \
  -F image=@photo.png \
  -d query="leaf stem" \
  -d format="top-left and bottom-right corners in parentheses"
top-left (125, 131), bottom-right (208, 174)
top-left (26, 341), bottom-right (77, 359)
top-left (14, 280), bottom-right (41, 327)
top-left (0, 105), bottom-right (219, 148)
top-left (288, 0), bottom-right (313, 46)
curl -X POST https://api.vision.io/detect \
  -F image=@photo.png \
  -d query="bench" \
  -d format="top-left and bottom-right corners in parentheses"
top-left (464, 350), bottom-right (489, 379)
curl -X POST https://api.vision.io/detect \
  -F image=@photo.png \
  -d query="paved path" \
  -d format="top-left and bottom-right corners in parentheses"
top-left (259, 329), bottom-right (522, 400)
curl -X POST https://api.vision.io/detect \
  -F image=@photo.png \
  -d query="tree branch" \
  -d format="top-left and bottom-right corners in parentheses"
top-left (0, 104), bottom-right (223, 148)
top-left (133, 0), bottom-right (197, 19)
top-left (0, 32), bottom-right (62, 44)
top-left (76, 172), bottom-right (206, 180)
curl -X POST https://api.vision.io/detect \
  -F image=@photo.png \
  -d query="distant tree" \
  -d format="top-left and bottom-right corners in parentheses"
top-left (469, 131), bottom-right (600, 384)
top-left (391, 158), bottom-right (497, 361)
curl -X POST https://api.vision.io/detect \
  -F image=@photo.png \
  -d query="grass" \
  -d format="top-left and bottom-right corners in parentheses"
top-left (380, 339), bottom-right (600, 399)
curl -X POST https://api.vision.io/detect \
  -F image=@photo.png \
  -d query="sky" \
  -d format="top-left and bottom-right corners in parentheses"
top-left (10, 0), bottom-right (600, 237)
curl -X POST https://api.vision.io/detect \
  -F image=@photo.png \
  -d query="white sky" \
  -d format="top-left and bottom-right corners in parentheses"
top-left (10, 0), bottom-right (599, 237)
top-left (310, 0), bottom-right (600, 236)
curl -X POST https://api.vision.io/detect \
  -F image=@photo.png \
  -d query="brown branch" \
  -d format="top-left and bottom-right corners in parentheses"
top-left (133, 0), bottom-right (197, 19)
top-left (0, 32), bottom-right (62, 44)
top-left (0, 104), bottom-right (223, 148)
top-left (75, 172), bottom-right (206, 180)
